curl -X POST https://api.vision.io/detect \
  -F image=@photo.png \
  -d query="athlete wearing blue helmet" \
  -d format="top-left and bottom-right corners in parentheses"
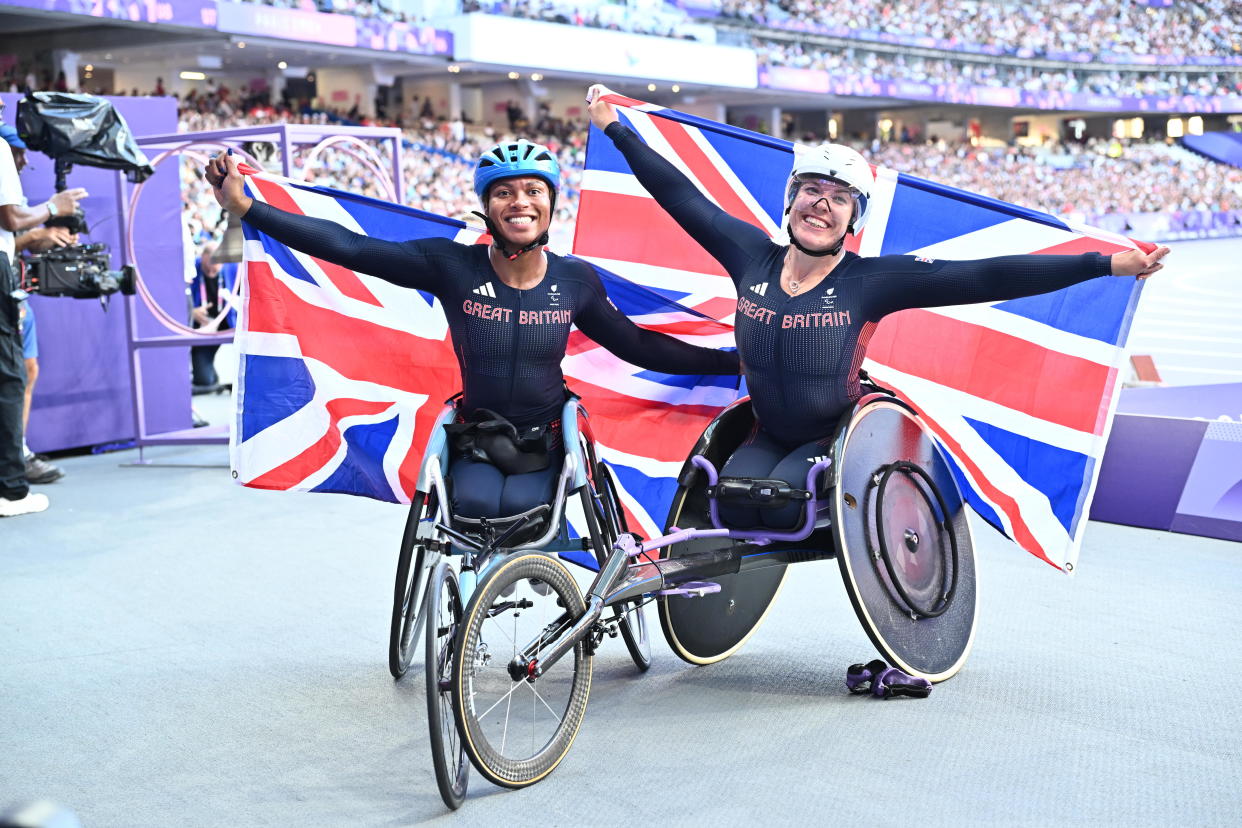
top-left (471, 139), bottom-right (561, 261)
top-left (205, 138), bottom-right (739, 522)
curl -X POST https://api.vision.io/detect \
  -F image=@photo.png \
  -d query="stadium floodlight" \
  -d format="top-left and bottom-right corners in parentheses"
top-left (180, 71), bottom-right (207, 81)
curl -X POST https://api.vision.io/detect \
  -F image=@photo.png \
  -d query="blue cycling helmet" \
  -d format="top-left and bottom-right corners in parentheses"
top-left (473, 139), bottom-right (560, 205)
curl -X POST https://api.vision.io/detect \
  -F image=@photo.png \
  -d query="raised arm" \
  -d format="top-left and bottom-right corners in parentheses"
top-left (204, 150), bottom-right (440, 291)
top-left (868, 246), bottom-right (1167, 318)
top-left (587, 86), bottom-right (770, 282)
top-left (574, 273), bottom-right (740, 376)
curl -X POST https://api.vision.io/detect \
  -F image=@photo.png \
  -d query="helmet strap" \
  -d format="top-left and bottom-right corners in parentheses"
top-left (472, 210), bottom-right (549, 261)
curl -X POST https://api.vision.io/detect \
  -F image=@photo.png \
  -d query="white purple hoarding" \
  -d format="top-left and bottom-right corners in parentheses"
top-left (214, 2), bottom-right (451, 55)
top-left (2, 0), bottom-right (217, 27)
top-left (3, 1), bottom-right (453, 56)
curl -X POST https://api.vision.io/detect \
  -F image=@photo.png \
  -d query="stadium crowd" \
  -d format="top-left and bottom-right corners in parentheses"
top-left (240, 0), bottom-right (1242, 61)
top-left (717, 0), bottom-right (1240, 60)
top-left (755, 39), bottom-right (1242, 100)
top-left (171, 80), bottom-right (1239, 266)
top-left (233, 0), bottom-right (425, 24)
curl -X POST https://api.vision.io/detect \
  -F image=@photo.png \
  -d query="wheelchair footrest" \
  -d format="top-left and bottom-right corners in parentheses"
top-left (658, 581), bottom-right (721, 598)
top-left (707, 476), bottom-right (812, 509)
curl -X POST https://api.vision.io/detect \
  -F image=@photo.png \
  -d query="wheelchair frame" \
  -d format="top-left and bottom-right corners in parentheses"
top-left (386, 393), bottom-right (649, 809)
top-left (447, 391), bottom-right (977, 794)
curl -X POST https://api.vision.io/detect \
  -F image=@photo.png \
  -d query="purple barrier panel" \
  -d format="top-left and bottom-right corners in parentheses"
top-left (3, 92), bottom-right (187, 452)
top-left (1118, 383), bottom-right (1242, 419)
top-left (1090, 414), bottom-right (1207, 530)
top-left (1171, 420), bottom-right (1242, 543)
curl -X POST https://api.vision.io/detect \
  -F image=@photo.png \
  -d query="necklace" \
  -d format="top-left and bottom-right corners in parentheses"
top-left (789, 279), bottom-right (801, 294)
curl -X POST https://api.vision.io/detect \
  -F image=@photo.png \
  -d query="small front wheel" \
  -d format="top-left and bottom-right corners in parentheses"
top-left (452, 554), bottom-right (593, 789)
top-left (425, 561), bottom-right (468, 810)
top-left (616, 600), bottom-right (651, 672)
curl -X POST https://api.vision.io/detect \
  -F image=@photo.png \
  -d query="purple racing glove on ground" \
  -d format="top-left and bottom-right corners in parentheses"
top-left (846, 659), bottom-right (933, 699)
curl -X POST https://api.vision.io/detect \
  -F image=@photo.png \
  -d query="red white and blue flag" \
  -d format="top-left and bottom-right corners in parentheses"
top-left (575, 93), bottom-right (1153, 571)
top-left (230, 170), bottom-right (738, 537)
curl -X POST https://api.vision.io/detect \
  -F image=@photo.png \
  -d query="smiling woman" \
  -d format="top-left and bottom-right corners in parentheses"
top-left (471, 139), bottom-right (561, 268)
top-left (201, 140), bottom-right (739, 522)
top-left (585, 82), bottom-right (1167, 530)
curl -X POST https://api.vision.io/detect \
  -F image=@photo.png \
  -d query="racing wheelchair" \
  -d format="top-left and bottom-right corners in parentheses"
top-left (448, 389), bottom-right (977, 792)
top-left (386, 391), bottom-right (649, 809)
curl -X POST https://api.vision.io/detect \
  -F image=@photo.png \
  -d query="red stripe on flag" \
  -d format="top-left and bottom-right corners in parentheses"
top-left (601, 93), bottom-right (651, 109)
top-left (648, 117), bottom-right (770, 233)
top-left (575, 191), bottom-right (729, 277)
top-left (251, 176), bottom-right (302, 214)
top-left (866, 309), bottom-right (1112, 434)
top-left (246, 261), bottom-right (458, 394)
top-left (251, 177), bottom-right (381, 307)
top-left (694, 296), bottom-right (741, 321)
top-left (1030, 236), bottom-right (1128, 256)
top-left (248, 398), bottom-right (392, 490)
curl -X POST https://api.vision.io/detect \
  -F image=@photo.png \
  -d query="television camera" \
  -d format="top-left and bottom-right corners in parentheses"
top-left (14, 92), bottom-right (154, 304)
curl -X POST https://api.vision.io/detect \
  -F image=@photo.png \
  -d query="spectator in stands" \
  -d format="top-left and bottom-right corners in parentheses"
top-left (189, 241), bottom-right (239, 393)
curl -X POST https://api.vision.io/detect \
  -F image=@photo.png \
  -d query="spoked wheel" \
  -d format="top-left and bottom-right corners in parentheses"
top-left (425, 560), bottom-right (468, 810)
top-left (389, 491), bottom-right (437, 679)
top-left (452, 554), bottom-right (592, 789)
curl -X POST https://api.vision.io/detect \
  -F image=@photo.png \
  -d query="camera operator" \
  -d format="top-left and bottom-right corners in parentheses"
top-left (3, 124), bottom-right (68, 483)
top-left (0, 102), bottom-right (84, 517)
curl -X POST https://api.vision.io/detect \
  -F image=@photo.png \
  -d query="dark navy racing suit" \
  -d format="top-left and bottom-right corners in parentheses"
top-left (243, 200), bottom-right (739, 518)
top-left (604, 122), bottom-right (1114, 527)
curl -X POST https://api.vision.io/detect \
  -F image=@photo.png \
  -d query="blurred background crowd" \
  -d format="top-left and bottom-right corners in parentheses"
top-left (3, 0), bottom-right (1237, 260)
top-left (168, 82), bottom-right (1239, 259)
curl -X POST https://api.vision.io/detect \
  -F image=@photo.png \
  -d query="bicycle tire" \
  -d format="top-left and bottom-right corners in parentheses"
top-left (425, 560), bottom-right (469, 809)
top-left (389, 491), bottom-right (435, 679)
top-left (596, 465), bottom-right (651, 671)
top-left (452, 553), bottom-right (592, 789)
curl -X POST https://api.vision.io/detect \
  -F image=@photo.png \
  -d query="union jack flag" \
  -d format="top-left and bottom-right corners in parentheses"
top-left (230, 170), bottom-right (738, 535)
top-left (576, 93), bottom-right (1153, 571)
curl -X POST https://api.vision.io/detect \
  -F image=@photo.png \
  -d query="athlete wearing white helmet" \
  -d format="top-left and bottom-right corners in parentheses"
top-left (783, 144), bottom-right (874, 257)
top-left (588, 84), bottom-right (1168, 530)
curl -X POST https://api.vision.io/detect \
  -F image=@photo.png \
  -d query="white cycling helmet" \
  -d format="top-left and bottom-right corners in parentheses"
top-left (785, 144), bottom-right (875, 234)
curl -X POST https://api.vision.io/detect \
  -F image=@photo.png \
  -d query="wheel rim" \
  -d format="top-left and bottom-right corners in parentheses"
top-left (427, 565), bottom-right (468, 805)
top-left (454, 555), bottom-right (591, 787)
top-left (617, 600), bottom-right (651, 667)
top-left (832, 401), bottom-right (977, 681)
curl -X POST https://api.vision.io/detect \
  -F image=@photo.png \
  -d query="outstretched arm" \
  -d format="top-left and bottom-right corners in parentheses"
top-left (587, 86), bottom-right (770, 283)
top-left (869, 246), bottom-right (1169, 317)
top-left (575, 277), bottom-right (740, 376)
top-left (204, 151), bottom-right (439, 291)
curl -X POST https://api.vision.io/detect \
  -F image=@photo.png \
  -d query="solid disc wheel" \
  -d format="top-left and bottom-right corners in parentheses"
top-left (389, 492), bottom-right (436, 679)
top-left (425, 561), bottom-right (468, 810)
top-left (657, 489), bottom-right (787, 665)
top-left (832, 401), bottom-right (977, 682)
top-left (452, 554), bottom-right (592, 789)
